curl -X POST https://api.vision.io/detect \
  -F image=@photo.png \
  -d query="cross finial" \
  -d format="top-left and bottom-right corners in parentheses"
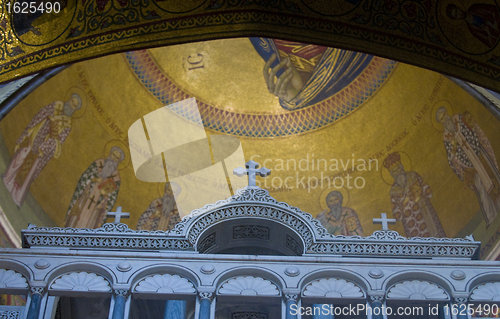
top-left (373, 213), bottom-right (396, 230)
top-left (107, 207), bottom-right (130, 224)
top-left (233, 160), bottom-right (271, 187)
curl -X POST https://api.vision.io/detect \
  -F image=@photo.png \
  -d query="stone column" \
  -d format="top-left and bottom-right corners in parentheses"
top-left (198, 292), bottom-right (214, 319)
top-left (368, 293), bottom-right (385, 319)
top-left (27, 284), bottom-right (46, 319)
top-left (164, 300), bottom-right (187, 319)
top-left (312, 304), bottom-right (334, 319)
top-left (112, 289), bottom-right (129, 319)
top-left (453, 297), bottom-right (469, 319)
top-left (285, 294), bottom-right (299, 319)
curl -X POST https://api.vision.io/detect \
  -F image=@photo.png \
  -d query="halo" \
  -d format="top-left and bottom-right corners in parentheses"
top-left (64, 86), bottom-right (88, 119)
top-left (431, 100), bottom-right (455, 132)
top-left (104, 139), bottom-right (130, 171)
top-left (157, 179), bottom-right (188, 204)
top-left (438, 0), bottom-right (468, 26)
top-left (380, 151), bottom-right (412, 185)
top-left (319, 185), bottom-right (350, 211)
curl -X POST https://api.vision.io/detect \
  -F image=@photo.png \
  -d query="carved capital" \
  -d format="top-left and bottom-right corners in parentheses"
top-left (284, 294), bottom-right (299, 302)
top-left (369, 294), bottom-right (385, 303)
top-left (454, 297), bottom-right (469, 304)
top-left (114, 289), bottom-right (130, 297)
top-left (30, 285), bottom-right (46, 295)
top-left (198, 292), bottom-right (214, 301)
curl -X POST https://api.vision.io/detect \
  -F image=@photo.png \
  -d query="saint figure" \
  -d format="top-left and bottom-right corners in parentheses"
top-left (436, 108), bottom-right (500, 226)
top-left (316, 191), bottom-right (363, 236)
top-left (65, 147), bottom-right (125, 229)
top-left (136, 182), bottom-right (182, 231)
top-left (446, 3), bottom-right (500, 48)
top-left (384, 152), bottom-right (446, 238)
top-left (251, 38), bottom-right (373, 111)
top-left (2, 93), bottom-right (82, 207)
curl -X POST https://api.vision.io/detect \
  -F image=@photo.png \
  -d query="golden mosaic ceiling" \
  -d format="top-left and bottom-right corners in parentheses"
top-left (1, 37), bottom-right (500, 259)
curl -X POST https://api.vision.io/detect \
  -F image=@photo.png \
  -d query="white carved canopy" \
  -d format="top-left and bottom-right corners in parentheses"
top-left (218, 276), bottom-right (280, 296)
top-left (134, 274), bottom-right (196, 294)
top-left (303, 278), bottom-right (365, 298)
top-left (470, 282), bottom-right (500, 301)
top-left (387, 280), bottom-right (449, 300)
top-left (0, 269), bottom-right (28, 289)
top-left (23, 187), bottom-right (481, 259)
top-left (50, 272), bottom-right (111, 292)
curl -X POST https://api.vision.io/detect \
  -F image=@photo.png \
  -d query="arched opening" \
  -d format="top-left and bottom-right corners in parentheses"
top-left (196, 218), bottom-right (304, 256)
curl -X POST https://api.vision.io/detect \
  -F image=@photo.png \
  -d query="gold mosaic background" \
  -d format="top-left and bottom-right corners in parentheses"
top-left (1, 38), bottom-right (500, 258)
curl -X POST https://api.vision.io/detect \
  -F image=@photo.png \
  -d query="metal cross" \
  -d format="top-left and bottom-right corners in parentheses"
top-left (373, 213), bottom-right (396, 230)
top-left (107, 207), bottom-right (130, 224)
top-left (233, 160), bottom-right (271, 187)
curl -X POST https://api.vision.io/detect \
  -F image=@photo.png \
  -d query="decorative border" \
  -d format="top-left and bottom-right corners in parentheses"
top-left (1, 3), bottom-right (500, 93)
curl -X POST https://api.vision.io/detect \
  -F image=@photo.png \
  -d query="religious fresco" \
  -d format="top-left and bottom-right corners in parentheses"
top-left (124, 41), bottom-right (395, 138)
top-left (1, 38), bottom-right (500, 258)
top-left (2, 92), bottom-right (82, 207)
top-left (65, 145), bottom-right (125, 229)
top-left (438, 1), bottom-right (500, 53)
top-left (316, 190), bottom-right (364, 236)
top-left (136, 182), bottom-right (182, 231)
top-left (383, 152), bottom-right (446, 238)
top-left (436, 107), bottom-right (500, 227)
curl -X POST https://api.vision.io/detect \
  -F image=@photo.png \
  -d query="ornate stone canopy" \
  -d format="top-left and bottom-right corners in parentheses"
top-left (22, 186), bottom-right (480, 259)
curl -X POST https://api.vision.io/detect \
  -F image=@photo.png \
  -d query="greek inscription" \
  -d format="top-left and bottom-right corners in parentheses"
top-left (187, 53), bottom-right (204, 70)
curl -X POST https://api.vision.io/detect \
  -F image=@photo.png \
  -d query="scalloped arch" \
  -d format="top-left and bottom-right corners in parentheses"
top-left (387, 280), bottom-right (449, 300)
top-left (134, 274), bottom-right (196, 294)
top-left (470, 282), bottom-right (500, 301)
top-left (218, 276), bottom-right (280, 296)
top-left (303, 278), bottom-right (365, 298)
top-left (128, 263), bottom-right (201, 288)
top-left (298, 268), bottom-right (370, 292)
top-left (44, 262), bottom-right (116, 285)
top-left (381, 270), bottom-right (454, 294)
top-left (50, 272), bottom-right (111, 292)
top-left (0, 269), bottom-right (28, 289)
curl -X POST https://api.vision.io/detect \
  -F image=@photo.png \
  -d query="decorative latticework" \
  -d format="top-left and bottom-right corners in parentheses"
top-left (233, 226), bottom-right (270, 240)
top-left (0, 310), bottom-right (21, 319)
top-left (22, 187), bottom-right (480, 259)
top-left (232, 312), bottom-right (268, 319)
top-left (0, 307), bottom-right (24, 319)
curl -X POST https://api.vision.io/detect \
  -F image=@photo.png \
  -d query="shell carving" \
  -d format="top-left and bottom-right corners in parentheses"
top-left (0, 269), bottom-right (28, 289)
top-left (303, 278), bottom-right (365, 298)
top-left (51, 272), bottom-right (111, 292)
top-left (387, 280), bottom-right (448, 300)
top-left (218, 276), bottom-right (280, 296)
top-left (135, 274), bottom-right (195, 294)
top-left (471, 282), bottom-right (500, 301)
